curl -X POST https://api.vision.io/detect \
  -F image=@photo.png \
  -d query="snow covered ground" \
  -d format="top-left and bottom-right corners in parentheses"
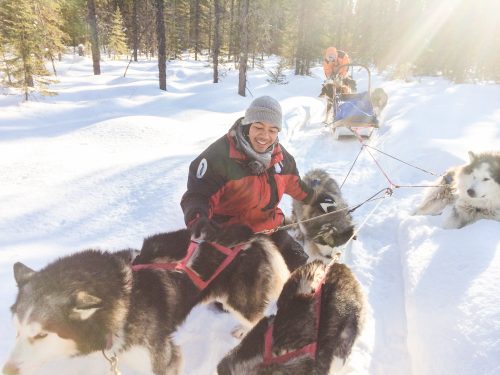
top-left (0, 54), bottom-right (499, 374)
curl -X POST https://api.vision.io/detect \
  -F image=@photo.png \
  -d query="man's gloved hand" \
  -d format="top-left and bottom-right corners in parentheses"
top-left (314, 192), bottom-right (336, 213)
top-left (188, 214), bottom-right (220, 240)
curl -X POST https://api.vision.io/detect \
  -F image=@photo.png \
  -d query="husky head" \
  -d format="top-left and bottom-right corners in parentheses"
top-left (371, 88), bottom-right (388, 115)
top-left (319, 82), bottom-right (334, 100)
top-left (3, 250), bottom-right (133, 375)
top-left (293, 169), bottom-right (355, 260)
top-left (217, 260), bottom-right (365, 375)
top-left (456, 151), bottom-right (500, 206)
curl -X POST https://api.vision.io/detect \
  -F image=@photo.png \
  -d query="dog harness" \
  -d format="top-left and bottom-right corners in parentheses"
top-left (261, 280), bottom-right (324, 366)
top-left (131, 240), bottom-right (245, 290)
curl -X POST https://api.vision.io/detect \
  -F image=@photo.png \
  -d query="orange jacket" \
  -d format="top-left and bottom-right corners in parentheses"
top-left (323, 47), bottom-right (350, 79)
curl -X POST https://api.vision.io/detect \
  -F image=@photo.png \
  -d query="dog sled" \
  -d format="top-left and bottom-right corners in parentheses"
top-left (322, 64), bottom-right (381, 140)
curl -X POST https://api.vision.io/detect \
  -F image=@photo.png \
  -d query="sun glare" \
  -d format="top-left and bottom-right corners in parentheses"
top-left (387, 0), bottom-right (462, 66)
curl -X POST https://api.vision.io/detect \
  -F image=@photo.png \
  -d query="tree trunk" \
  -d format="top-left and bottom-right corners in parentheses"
top-left (193, 0), bottom-right (200, 60)
top-left (238, 0), bottom-right (249, 96)
top-left (213, 0), bottom-right (222, 83)
top-left (294, 0), bottom-right (307, 76)
top-left (207, 4), bottom-right (212, 57)
top-left (228, 0), bottom-right (235, 61)
top-left (155, 0), bottom-right (167, 90)
top-left (87, 0), bottom-right (101, 75)
top-left (132, 0), bottom-right (139, 62)
top-left (21, 43), bottom-right (33, 100)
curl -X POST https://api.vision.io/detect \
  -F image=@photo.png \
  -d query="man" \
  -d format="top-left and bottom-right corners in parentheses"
top-left (322, 46), bottom-right (356, 94)
top-left (181, 96), bottom-right (334, 271)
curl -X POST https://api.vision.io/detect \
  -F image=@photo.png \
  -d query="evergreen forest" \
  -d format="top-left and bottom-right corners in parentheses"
top-left (1, 0), bottom-right (499, 98)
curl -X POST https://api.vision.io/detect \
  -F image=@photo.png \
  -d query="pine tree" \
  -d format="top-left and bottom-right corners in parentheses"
top-left (166, 0), bottom-right (190, 59)
top-left (33, 0), bottom-right (68, 75)
top-left (108, 7), bottom-right (129, 59)
top-left (0, 0), bottom-right (52, 99)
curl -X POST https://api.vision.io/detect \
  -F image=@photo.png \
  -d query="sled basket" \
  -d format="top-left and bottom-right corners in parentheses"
top-left (326, 64), bottom-right (380, 139)
top-left (334, 92), bottom-right (379, 128)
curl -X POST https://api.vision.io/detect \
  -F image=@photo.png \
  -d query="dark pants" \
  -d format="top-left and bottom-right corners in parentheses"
top-left (270, 230), bottom-right (309, 272)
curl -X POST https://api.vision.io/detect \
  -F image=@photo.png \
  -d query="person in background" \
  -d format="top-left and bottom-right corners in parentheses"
top-left (322, 46), bottom-right (356, 93)
top-left (181, 96), bottom-right (334, 272)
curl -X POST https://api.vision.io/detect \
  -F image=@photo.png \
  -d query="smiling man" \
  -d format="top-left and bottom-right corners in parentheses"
top-left (181, 96), bottom-right (334, 272)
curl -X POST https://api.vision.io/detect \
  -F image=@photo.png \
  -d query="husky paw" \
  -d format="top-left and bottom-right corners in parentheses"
top-left (230, 325), bottom-right (249, 339)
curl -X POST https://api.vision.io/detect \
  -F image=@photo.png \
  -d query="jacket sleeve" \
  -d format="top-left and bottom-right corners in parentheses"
top-left (337, 51), bottom-right (350, 78)
top-left (180, 142), bottom-right (226, 226)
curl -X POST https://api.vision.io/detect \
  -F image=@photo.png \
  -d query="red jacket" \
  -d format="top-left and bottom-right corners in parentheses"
top-left (181, 120), bottom-right (314, 233)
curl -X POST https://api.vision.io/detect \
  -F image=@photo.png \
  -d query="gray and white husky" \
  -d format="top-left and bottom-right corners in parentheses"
top-left (291, 169), bottom-right (355, 262)
top-left (414, 151), bottom-right (500, 228)
top-left (217, 260), bottom-right (366, 375)
top-left (2, 226), bottom-right (289, 375)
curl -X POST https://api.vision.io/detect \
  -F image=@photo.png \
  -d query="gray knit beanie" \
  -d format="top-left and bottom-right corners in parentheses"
top-left (242, 96), bottom-right (282, 131)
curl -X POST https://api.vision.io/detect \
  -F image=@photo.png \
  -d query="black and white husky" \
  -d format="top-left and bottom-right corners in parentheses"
top-left (414, 151), bottom-right (500, 228)
top-left (2, 226), bottom-right (289, 375)
top-left (291, 169), bottom-right (355, 262)
top-left (217, 260), bottom-right (365, 375)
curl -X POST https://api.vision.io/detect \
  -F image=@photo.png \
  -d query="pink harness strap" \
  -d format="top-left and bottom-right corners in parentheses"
top-left (262, 281), bottom-right (323, 366)
top-left (131, 240), bottom-right (245, 291)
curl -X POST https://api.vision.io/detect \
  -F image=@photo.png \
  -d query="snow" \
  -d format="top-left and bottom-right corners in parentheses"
top-left (0, 54), bottom-right (499, 375)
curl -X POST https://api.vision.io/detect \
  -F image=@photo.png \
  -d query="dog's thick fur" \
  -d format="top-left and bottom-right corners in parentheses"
top-left (319, 82), bottom-right (347, 123)
top-left (217, 260), bottom-right (366, 375)
top-left (3, 226), bottom-right (289, 375)
top-left (291, 169), bottom-right (355, 261)
top-left (370, 88), bottom-right (388, 116)
top-left (414, 151), bottom-right (500, 228)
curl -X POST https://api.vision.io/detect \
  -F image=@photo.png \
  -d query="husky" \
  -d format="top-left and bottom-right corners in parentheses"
top-left (370, 88), bottom-right (388, 116)
top-left (2, 226), bottom-right (290, 375)
top-left (291, 169), bottom-right (355, 262)
top-left (414, 151), bottom-right (500, 228)
top-left (217, 260), bottom-right (366, 375)
top-left (319, 81), bottom-right (347, 124)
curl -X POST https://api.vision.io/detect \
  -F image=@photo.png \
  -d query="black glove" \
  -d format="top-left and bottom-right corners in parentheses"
top-left (188, 215), bottom-right (220, 240)
top-left (314, 192), bottom-right (336, 213)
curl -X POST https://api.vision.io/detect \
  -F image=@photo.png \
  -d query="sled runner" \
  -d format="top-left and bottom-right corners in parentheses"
top-left (322, 64), bottom-right (380, 140)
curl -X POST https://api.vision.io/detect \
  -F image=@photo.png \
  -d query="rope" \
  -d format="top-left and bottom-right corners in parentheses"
top-left (362, 144), bottom-right (441, 177)
top-left (340, 146), bottom-right (364, 190)
top-left (258, 187), bottom-right (391, 236)
top-left (343, 128), bottom-right (447, 191)
top-left (349, 129), bottom-right (397, 188)
top-left (330, 188), bottom-right (392, 265)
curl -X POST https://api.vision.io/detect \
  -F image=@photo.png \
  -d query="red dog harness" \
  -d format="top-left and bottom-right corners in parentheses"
top-left (262, 280), bottom-right (324, 366)
top-left (131, 240), bottom-right (245, 290)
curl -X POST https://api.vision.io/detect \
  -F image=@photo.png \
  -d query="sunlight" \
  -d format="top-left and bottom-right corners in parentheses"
top-left (385, 0), bottom-right (462, 66)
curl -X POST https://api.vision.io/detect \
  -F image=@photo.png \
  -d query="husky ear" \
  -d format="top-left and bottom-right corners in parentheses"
top-left (468, 151), bottom-right (477, 162)
top-left (13, 262), bottom-right (36, 286)
top-left (69, 291), bottom-right (103, 320)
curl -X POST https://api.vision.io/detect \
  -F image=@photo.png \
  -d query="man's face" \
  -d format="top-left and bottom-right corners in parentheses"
top-left (248, 122), bottom-right (279, 153)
